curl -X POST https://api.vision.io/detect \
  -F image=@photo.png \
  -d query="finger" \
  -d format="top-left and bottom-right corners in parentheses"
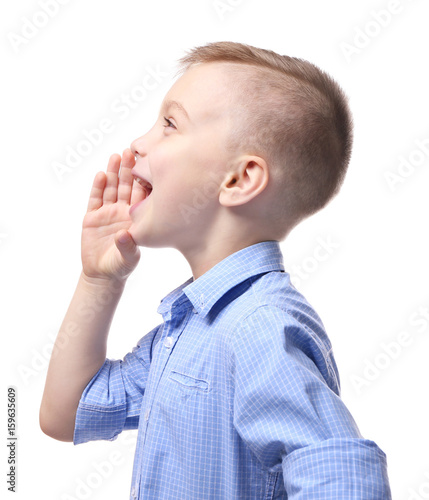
top-left (103, 154), bottom-right (121, 204)
top-left (87, 171), bottom-right (107, 212)
top-left (117, 148), bottom-right (136, 204)
top-left (115, 230), bottom-right (141, 270)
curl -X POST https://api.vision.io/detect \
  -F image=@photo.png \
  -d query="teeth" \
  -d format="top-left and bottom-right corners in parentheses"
top-left (134, 175), bottom-right (153, 192)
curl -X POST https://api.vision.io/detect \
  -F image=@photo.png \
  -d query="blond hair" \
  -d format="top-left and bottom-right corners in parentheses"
top-left (178, 41), bottom-right (353, 231)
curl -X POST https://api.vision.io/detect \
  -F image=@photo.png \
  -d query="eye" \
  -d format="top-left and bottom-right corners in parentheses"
top-left (163, 117), bottom-right (176, 129)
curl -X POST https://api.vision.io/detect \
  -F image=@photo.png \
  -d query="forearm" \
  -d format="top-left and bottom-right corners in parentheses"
top-left (39, 271), bottom-right (126, 441)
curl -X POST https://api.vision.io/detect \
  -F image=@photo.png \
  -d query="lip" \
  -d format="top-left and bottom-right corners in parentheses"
top-left (131, 168), bottom-right (152, 189)
top-left (129, 197), bottom-right (148, 215)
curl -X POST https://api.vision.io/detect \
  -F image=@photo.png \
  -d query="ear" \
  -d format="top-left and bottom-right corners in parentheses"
top-left (219, 156), bottom-right (269, 207)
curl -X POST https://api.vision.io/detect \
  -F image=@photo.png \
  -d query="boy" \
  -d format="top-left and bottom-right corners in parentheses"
top-left (40, 42), bottom-right (392, 498)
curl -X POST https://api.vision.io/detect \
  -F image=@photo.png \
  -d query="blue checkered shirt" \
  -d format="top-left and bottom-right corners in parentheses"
top-left (74, 241), bottom-right (391, 499)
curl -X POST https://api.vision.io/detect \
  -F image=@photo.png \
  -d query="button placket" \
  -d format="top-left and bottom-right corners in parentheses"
top-left (140, 306), bottom-right (191, 436)
top-left (164, 336), bottom-right (174, 348)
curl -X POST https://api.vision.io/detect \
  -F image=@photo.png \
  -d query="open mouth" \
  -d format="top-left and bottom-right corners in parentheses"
top-left (133, 175), bottom-right (153, 199)
top-left (129, 170), bottom-right (153, 215)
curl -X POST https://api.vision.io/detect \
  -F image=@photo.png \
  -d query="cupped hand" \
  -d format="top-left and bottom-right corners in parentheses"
top-left (81, 149), bottom-right (145, 284)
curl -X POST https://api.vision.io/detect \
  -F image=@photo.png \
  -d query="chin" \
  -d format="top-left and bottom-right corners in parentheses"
top-left (129, 230), bottom-right (171, 250)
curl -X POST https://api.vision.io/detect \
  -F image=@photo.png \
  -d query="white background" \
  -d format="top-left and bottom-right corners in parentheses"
top-left (1, 0), bottom-right (428, 498)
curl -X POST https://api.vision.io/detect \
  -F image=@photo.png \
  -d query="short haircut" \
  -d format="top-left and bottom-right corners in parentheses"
top-left (178, 41), bottom-right (353, 230)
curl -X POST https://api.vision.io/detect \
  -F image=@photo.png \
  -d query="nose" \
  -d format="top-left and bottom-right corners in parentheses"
top-left (130, 135), bottom-right (146, 158)
top-left (131, 121), bottom-right (158, 158)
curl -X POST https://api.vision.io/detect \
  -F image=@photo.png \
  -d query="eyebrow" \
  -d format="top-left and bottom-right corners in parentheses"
top-left (162, 99), bottom-right (190, 121)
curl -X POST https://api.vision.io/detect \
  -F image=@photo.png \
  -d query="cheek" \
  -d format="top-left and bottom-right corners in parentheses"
top-left (152, 144), bottom-right (196, 189)
top-left (151, 138), bottom-right (225, 210)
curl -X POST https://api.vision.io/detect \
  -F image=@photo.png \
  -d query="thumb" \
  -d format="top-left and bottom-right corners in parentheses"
top-left (115, 230), bottom-right (140, 264)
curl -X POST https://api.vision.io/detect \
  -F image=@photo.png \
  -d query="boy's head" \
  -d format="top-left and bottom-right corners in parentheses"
top-left (129, 42), bottom-right (353, 254)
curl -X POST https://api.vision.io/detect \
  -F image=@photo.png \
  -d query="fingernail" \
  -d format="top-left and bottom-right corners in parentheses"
top-left (118, 232), bottom-right (128, 244)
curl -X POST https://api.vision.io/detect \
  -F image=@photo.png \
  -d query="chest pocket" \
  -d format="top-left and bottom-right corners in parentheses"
top-left (169, 371), bottom-right (210, 391)
top-left (162, 370), bottom-right (210, 408)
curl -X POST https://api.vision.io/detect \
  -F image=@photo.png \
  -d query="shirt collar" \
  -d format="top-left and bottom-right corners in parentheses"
top-left (175, 241), bottom-right (285, 318)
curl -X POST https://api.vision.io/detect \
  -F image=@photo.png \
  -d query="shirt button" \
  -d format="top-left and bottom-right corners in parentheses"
top-left (131, 487), bottom-right (137, 498)
top-left (164, 336), bottom-right (174, 348)
top-left (144, 409), bottom-right (150, 421)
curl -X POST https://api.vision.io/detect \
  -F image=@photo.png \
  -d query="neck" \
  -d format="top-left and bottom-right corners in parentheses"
top-left (179, 234), bottom-right (268, 280)
top-left (175, 209), bottom-right (280, 280)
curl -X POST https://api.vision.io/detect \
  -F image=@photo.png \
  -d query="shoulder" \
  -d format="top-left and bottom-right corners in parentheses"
top-left (222, 271), bottom-right (340, 392)
top-left (226, 270), bottom-right (324, 334)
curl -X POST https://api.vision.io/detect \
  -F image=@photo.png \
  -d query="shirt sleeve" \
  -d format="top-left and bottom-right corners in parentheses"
top-left (73, 324), bottom-right (161, 445)
top-left (282, 438), bottom-right (390, 498)
top-left (230, 305), bottom-right (392, 498)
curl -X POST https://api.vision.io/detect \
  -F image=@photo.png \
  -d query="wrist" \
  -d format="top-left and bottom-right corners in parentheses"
top-left (79, 271), bottom-right (127, 296)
